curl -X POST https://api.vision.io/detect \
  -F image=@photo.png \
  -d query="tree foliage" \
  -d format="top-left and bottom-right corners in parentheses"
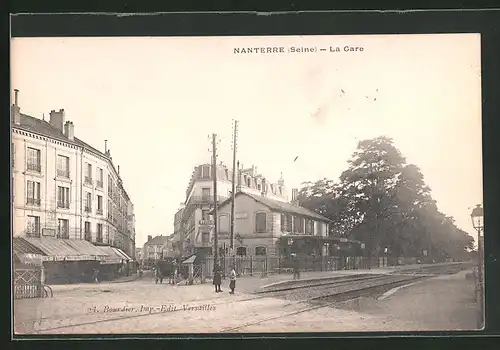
top-left (298, 136), bottom-right (474, 261)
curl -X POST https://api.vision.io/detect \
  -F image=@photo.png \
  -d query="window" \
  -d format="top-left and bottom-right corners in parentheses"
top-left (84, 221), bottom-right (91, 241)
top-left (281, 214), bottom-right (293, 232)
top-left (236, 247), bottom-right (247, 256)
top-left (201, 209), bottom-right (210, 221)
top-left (294, 217), bottom-right (304, 234)
top-left (84, 163), bottom-right (92, 184)
top-left (84, 192), bottom-right (92, 212)
top-left (26, 215), bottom-right (40, 237)
top-left (255, 246), bottom-right (267, 256)
top-left (26, 147), bottom-right (41, 172)
top-left (257, 183), bottom-right (261, 191)
top-left (201, 165), bottom-right (210, 178)
top-left (26, 180), bottom-right (41, 206)
top-left (246, 177), bottom-right (251, 187)
top-left (219, 214), bottom-right (230, 233)
top-left (97, 195), bottom-right (103, 215)
top-left (57, 186), bottom-right (70, 208)
top-left (201, 188), bottom-right (211, 201)
top-left (255, 212), bottom-right (267, 233)
top-left (96, 168), bottom-right (104, 188)
top-left (56, 155), bottom-right (70, 178)
top-left (202, 232), bottom-right (210, 244)
top-left (108, 175), bottom-right (112, 193)
top-left (305, 220), bottom-right (315, 235)
top-left (57, 219), bottom-right (69, 239)
top-left (97, 223), bottom-right (103, 242)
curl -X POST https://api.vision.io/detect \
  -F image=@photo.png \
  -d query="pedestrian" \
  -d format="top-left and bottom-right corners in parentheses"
top-left (292, 254), bottom-right (300, 280)
top-left (229, 266), bottom-right (236, 294)
top-left (93, 268), bottom-right (99, 284)
top-left (213, 265), bottom-right (222, 292)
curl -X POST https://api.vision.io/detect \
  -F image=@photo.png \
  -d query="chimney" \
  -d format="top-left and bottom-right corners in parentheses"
top-left (11, 89), bottom-right (21, 125)
top-left (291, 188), bottom-right (299, 204)
top-left (49, 109), bottom-right (65, 131)
top-left (278, 172), bottom-right (285, 186)
top-left (262, 178), bottom-right (267, 195)
top-left (148, 235), bottom-right (152, 242)
top-left (105, 140), bottom-right (108, 153)
top-left (64, 121), bottom-right (74, 140)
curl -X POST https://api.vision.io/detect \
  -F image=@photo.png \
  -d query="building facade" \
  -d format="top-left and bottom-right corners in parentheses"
top-left (143, 235), bottom-right (169, 261)
top-left (174, 162), bottom-right (289, 257)
top-left (214, 191), bottom-right (331, 257)
top-left (11, 90), bottom-right (136, 257)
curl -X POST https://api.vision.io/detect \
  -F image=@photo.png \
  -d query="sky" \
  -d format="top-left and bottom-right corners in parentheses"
top-left (11, 34), bottom-right (483, 247)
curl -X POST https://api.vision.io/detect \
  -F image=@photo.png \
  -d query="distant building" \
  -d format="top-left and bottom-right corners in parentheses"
top-left (174, 162), bottom-right (288, 257)
top-left (214, 191), bottom-right (331, 257)
top-left (162, 235), bottom-right (176, 259)
top-left (11, 89), bottom-right (136, 258)
top-left (135, 247), bottom-right (144, 262)
top-left (143, 235), bottom-right (169, 261)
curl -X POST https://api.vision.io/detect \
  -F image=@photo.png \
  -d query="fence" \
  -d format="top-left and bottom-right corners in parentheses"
top-left (14, 268), bottom-right (43, 299)
top-left (201, 255), bottom-right (391, 278)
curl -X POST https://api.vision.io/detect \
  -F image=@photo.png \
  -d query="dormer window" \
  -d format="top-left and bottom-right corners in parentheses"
top-left (201, 165), bottom-right (210, 179)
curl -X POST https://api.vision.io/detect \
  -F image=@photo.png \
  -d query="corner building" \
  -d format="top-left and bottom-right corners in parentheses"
top-left (11, 90), bottom-right (136, 258)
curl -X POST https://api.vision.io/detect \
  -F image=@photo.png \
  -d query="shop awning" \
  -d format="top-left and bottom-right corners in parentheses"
top-left (23, 237), bottom-right (109, 262)
top-left (97, 246), bottom-right (124, 264)
top-left (13, 237), bottom-right (46, 266)
top-left (278, 234), bottom-right (364, 245)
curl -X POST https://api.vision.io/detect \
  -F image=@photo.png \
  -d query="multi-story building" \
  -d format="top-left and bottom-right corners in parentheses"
top-left (174, 162), bottom-right (288, 257)
top-left (11, 89), bottom-right (136, 257)
top-left (215, 190), bottom-right (331, 257)
top-left (135, 247), bottom-right (144, 262)
top-left (143, 235), bottom-right (169, 261)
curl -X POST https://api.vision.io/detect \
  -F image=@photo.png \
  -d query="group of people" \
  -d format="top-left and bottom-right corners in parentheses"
top-left (153, 261), bottom-right (180, 285)
top-left (213, 265), bottom-right (236, 294)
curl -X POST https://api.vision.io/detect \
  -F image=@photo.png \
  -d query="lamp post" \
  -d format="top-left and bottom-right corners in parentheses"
top-left (471, 204), bottom-right (484, 329)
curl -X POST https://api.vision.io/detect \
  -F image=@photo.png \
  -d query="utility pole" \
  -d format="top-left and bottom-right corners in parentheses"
top-left (230, 120), bottom-right (238, 263)
top-left (211, 134), bottom-right (219, 270)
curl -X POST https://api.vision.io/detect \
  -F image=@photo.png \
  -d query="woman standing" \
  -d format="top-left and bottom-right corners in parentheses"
top-left (213, 265), bottom-right (222, 292)
top-left (229, 266), bottom-right (236, 294)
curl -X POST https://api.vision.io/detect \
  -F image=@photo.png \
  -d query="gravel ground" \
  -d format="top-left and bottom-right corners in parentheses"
top-left (14, 266), bottom-right (477, 334)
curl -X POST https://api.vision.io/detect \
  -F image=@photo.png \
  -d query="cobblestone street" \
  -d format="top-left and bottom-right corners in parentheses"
top-left (14, 267), bottom-right (478, 334)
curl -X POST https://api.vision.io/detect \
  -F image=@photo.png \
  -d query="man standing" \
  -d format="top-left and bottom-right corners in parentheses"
top-left (213, 265), bottom-right (222, 292)
top-left (229, 266), bottom-right (236, 294)
top-left (292, 254), bottom-right (300, 280)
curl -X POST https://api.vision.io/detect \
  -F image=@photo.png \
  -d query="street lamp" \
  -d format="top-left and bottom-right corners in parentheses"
top-left (471, 204), bottom-right (484, 329)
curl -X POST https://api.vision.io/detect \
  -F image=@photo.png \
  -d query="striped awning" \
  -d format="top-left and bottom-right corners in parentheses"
top-left (97, 246), bottom-right (132, 264)
top-left (23, 237), bottom-right (109, 261)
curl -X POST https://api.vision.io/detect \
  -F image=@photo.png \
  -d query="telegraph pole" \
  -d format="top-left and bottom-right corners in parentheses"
top-left (230, 120), bottom-right (239, 262)
top-left (211, 134), bottom-right (219, 269)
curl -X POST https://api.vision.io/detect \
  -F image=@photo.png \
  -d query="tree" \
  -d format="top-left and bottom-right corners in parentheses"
top-left (298, 136), bottom-right (475, 261)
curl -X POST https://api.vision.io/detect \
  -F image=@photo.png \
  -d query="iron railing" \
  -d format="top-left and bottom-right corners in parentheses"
top-left (84, 206), bottom-right (92, 213)
top-left (27, 162), bottom-right (41, 172)
top-left (14, 268), bottom-right (43, 299)
top-left (26, 231), bottom-right (41, 238)
top-left (96, 180), bottom-right (103, 188)
top-left (57, 201), bottom-right (70, 209)
top-left (97, 208), bottom-right (103, 215)
top-left (26, 197), bottom-right (41, 206)
top-left (84, 176), bottom-right (93, 185)
top-left (56, 169), bottom-right (70, 178)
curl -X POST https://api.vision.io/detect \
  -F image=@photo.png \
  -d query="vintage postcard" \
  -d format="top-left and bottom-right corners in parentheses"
top-left (11, 33), bottom-right (483, 335)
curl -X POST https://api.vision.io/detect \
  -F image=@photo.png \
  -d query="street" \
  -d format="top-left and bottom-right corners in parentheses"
top-left (14, 265), bottom-right (477, 334)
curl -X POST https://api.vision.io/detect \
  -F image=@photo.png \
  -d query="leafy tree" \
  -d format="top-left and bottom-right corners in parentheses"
top-left (298, 136), bottom-right (475, 261)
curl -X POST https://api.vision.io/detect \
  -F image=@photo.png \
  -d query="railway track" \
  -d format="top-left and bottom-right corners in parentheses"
top-left (17, 262), bottom-right (468, 334)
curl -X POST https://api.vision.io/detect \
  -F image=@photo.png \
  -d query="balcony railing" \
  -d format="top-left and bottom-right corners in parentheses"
top-left (84, 233), bottom-right (92, 241)
top-left (84, 206), bottom-right (92, 213)
top-left (57, 231), bottom-right (69, 239)
top-left (84, 176), bottom-right (93, 185)
top-left (187, 195), bottom-right (227, 205)
top-left (199, 219), bottom-right (215, 226)
top-left (96, 208), bottom-right (103, 215)
top-left (96, 180), bottom-right (103, 188)
top-left (57, 201), bottom-right (70, 209)
top-left (26, 231), bottom-right (41, 238)
top-left (26, 198), bottom-right (41, 206)
top-left (27, 162), bottom-right (41, 172)
top-left (56, 169), bottom-right (70, 178)
top-left (96, 235), bottom-right (103, 243)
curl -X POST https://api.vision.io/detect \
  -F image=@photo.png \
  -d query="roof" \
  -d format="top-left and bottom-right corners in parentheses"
top-left (15, 113), bottom-right (130, 199)
top-left (182, 255), bottom-right (197, 264)
top-left (13, 237), bottom-right (46, 266)
top-left (217, 192), bottom-right (332, 222)
top-left (24, 237), bottom-right (109, 261)
top-left (144, 235), bottom-right (169, 246)
top-left (97, 246), bottom-right (132, 264)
